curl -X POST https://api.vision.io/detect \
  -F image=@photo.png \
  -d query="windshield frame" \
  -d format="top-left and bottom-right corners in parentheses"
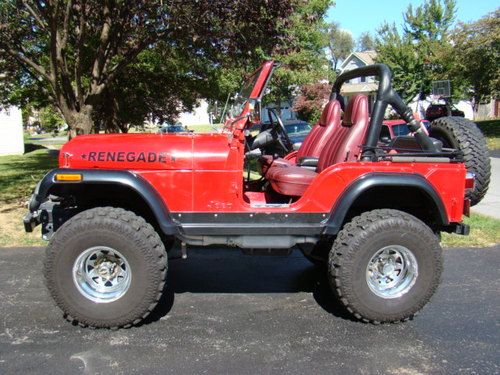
top-left (227, 61), bottom-right (277, 120)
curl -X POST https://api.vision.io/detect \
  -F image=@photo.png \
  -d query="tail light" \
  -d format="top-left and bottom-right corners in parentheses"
top-left (463, 172), bottom-right (475, 217)
top-left (465, 172), bottom-right (475, 190)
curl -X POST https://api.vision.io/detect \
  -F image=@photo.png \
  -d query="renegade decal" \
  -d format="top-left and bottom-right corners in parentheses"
top-left (81, 152), bottom-right (167, 163)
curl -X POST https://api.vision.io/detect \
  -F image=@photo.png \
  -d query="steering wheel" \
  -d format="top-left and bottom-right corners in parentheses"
top-left (267, 108), bottom-right (293, 153)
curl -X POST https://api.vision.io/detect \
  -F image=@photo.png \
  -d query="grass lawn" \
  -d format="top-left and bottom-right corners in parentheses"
top-left (0, 141), bottom-right (498, 248)
top-left (476, 119), bottom-right (500, 150)
top-left (188, 124), bottom-right (222, 133)
top-left (0, 148), bottom-right (58, 247)
top-left (441, 214), bottom-right (500, 248)
top-left (0, 148), bottom-right (58, 203)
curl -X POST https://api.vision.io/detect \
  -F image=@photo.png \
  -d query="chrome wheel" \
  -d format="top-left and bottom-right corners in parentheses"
top-left (72, 246), bottom-right (131, 303)
top-left (366, 245), bottom-right (418, 299)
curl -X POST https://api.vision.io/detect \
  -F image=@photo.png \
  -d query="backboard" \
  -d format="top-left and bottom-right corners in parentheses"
top-left (432, 80), bottom-right (451, 97)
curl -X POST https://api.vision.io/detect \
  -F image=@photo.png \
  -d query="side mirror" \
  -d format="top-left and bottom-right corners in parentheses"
top-left (380, 136), bottom-right (390, 144)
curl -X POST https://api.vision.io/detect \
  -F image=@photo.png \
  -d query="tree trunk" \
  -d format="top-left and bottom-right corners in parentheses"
top-left (61, 104), bottom-right (94, 138)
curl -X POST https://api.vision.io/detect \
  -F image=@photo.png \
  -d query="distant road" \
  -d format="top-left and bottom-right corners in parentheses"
top-left (29, 135), bottom-right (67, 144)
top-left (473, 154), bottom-right (500, 219)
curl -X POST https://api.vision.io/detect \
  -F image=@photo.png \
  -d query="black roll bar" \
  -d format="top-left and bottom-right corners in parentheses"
top-left (330, 64), bottom-right (438, 160)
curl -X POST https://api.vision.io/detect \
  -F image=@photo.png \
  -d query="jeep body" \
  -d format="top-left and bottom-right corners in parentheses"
top-left (24, 61), bottom-right (472, 327)
top-left (25, 61), bottom-right (469, 244)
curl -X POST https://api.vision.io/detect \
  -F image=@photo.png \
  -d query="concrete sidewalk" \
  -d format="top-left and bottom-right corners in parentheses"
top-left (472, 154), bottom-right (500, 219)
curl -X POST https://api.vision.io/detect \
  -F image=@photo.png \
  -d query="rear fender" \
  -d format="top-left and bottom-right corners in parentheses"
top-left (323, 173), bottom-right (449, 235)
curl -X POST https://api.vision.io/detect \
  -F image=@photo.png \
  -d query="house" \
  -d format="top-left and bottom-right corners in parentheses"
top-left (178, 99), bottom-right (210, 127)
top-left (0, 106), bottom-right (24, 156)
top-left (261, 101), bottom-right (297, 123)
top-left (339, 51), bottom-right (378, 110)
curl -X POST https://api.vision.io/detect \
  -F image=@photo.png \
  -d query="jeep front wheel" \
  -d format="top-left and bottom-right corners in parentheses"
top-left (328, 209), bottom-right (443, 323)
top-left (44, 207), bottom-right (168, 329)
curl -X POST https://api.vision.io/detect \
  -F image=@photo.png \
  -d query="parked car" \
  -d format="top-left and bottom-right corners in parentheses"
top-left (425, 103), bottom-right (464, 121)
top-left (283, 120), bottom-right (312, 144)
top-left (253, 120), bottom-right (312, 144)
top-left (380, 119), bottom-right (430, 143)
top-left (159, 123), bottom-right (185, 134)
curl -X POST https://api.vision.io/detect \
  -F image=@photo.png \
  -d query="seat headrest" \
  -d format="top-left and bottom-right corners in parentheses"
top-left (318, 99), bottom-right (341, 127)
top-left (343, 94), bottom-right (369, 127)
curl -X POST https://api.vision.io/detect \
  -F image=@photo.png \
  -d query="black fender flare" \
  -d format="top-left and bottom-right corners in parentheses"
top-left (29, 168), bottom-right (178, 235)
top-left (323, 172), bottom-right (449, 235)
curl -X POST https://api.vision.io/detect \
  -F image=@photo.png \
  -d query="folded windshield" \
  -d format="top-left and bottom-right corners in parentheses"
top-left (227, 67), bottom-right (262, 118)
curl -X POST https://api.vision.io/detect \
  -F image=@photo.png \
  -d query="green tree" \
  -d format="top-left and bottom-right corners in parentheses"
top-left (326, 21), bottom-right (354, 72)
top-left (448, 9), bottom-right (500, 105)
top-left (263, 0), bottom-right (331, 114)
top-left (38, 107), bottom-right (65, 134)
top-left (357, 32), bottom-right (375, 52)
top-left (375, 0), bottom-right (457, 102)
top-left (0, 0), bottom-right (296, 136)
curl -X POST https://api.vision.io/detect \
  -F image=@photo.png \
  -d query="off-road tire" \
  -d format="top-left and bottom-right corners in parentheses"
top-left (428, 116), bottom-right (490, 206)
top-left (328, 209), bottom-right (443, 324)
top-left (44, 207), bottom-right (168, 329)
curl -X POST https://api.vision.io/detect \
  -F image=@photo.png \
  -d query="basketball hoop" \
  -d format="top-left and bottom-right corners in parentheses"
top-left (432, 80), bottom-right (451, 98)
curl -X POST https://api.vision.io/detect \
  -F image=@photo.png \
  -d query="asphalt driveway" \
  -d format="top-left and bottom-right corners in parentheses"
top-left (0, 246), bottom-right (498, 374)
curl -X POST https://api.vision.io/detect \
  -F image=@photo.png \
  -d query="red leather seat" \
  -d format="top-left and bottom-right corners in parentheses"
top-left (317, 94), bottom-right (370, 169)
top-left (266, 163), bottom-right (317, 197)
top-left (260, 99), bottom-right (341, 174)
top-left (297, 99), bottom-right (342, 159)
top-left (267, 95), bottom-right (369, 196)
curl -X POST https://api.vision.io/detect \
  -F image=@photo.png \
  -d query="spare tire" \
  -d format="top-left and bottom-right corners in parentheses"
top-left (428, 117), bottom-right (490, 206)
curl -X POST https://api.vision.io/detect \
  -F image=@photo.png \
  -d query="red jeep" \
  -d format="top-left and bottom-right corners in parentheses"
top-left (25, 61), bottom-right (481, 328)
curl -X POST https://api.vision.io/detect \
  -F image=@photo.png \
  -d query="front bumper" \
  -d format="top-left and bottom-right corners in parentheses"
top-left (23, 211), bottom-right (40, 233)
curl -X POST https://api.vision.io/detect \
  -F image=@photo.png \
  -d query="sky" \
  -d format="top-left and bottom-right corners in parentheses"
top-left (326, 0), bottom-right (498, 40)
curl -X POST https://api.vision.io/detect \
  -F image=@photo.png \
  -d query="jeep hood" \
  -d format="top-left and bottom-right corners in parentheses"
top-left (59, 133), bottom-right (229, 170)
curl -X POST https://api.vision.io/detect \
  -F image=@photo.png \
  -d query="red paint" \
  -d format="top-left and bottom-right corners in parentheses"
top-left (58, 60), bottom-right (467, 225)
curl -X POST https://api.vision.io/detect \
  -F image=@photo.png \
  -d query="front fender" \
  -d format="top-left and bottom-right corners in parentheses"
top-left (26, 168), bottom-right (178, 235)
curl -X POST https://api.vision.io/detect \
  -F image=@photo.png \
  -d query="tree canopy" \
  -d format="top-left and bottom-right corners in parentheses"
top-left (0, 0), bottom-right (313, 135)
top-left (325, 21), bottom-right (354, 73)
top-left (260, 0), bottom-right (331, 115)
top-left (375, 0), bottom-right (457, 102)
top-left (447, 9), bottom-right (500, 104)
top-left (357, 32), bottom-right (375, 52)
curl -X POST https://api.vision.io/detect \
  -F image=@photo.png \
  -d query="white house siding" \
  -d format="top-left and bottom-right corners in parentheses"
top-left (341, 57), bottom-right (376, 85)
top-left (408, 95), bottom-right (474, 120)
top-left (0, 106), bottom-right (24, 156)
top-left (178, 100), bottom-right (210, 126)
top-left (261, 101), bottom-right (297, 122)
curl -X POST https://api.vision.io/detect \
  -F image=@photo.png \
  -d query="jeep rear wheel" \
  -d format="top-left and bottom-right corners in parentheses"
top-left (328, 209), bottom-right (443, 323)
top-left (428, 116), bottom-right (490, 206)
top-left (44, 207), bottom-right (168, 329)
